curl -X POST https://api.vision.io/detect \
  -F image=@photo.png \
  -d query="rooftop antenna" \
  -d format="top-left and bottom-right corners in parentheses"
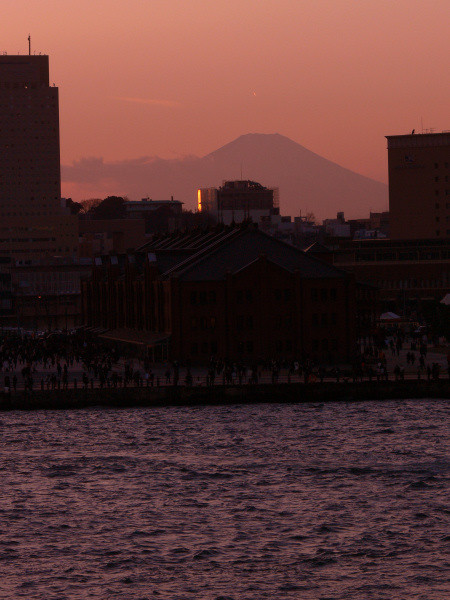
top-left (28, 35), bottom-right (31, 56)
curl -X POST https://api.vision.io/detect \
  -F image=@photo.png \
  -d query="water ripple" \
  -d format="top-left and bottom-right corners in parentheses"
top-left (0, 399), bottom-right (448, 599)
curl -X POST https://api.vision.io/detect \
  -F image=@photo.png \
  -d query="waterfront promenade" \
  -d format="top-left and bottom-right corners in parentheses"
top-left (2, 330), bottom-right (449, 408)
top-left (1, 344), bottom-right (449, 410)
top-left (2, 345), bottom-right (448, 392)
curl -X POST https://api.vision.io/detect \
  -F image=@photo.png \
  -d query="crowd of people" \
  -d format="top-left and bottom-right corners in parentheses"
top-left (1, 329), bottom-right (448, 394)
top-left (358, 333), bottom-right (447, 382)
top-left (1, 330), bottom-right (121, 393)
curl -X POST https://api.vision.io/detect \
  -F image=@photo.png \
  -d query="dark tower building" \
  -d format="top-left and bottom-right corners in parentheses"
top-left (0, 54), bottom-right (77, 259)
top-left (387, 131), bottom-right (450, 240)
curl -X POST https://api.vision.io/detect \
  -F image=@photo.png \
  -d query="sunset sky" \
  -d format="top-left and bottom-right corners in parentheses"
top-left (3, 0), bottom-right (449, 202)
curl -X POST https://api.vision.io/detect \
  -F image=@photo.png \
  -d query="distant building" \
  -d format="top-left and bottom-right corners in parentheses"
top-left (10, 257), bottom-right (91, 331)
top-left (323, 213), bottom-right (351, 238)
top-left (79, 219), bottom-right (147, 258)
top-left (294, 215), bottom-right (321, 242)
top-left (322, 211), bottom-right (389, 241)
top-left (198, 180), bottom-right (278, 225)
top-left (0, 54), bottom-right (78, 260)
top-left (353, 229), bottom-right (387, 240)
top-left (369, 211), bottom-right (389, 236)
top-left (125, 198), bottom-right (183, 232)
top-left (0, 257), bottom-right (13, 324)
top-left (387, 131), bottom-right (450, 239)
top-left (332, 237), bottom-right (450, 316)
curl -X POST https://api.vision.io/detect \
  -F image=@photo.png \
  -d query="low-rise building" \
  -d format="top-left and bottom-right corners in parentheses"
top-left (125, 198), bottom-right (183, 232)
top-left (79, 219), bottom-right (146, 258)
top-left (11, 257), bottom-right (92, 331)
top-left (332, 238), bottom-right (450, 317)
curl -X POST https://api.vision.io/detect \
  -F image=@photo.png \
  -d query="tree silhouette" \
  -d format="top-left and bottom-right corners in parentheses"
top-left (88, 196), bottom-right (126, 220)
top-left (79, 198), bottom-right (102, 214)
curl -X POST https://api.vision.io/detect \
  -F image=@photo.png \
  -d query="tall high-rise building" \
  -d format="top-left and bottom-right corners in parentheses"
top-left (0, 54), bottom-right (77, 259)
top-left (387, 131), bottom-right (450, 239)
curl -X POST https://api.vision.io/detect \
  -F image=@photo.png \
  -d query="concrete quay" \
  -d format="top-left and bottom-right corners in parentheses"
top-left (1, 379), bottom-right (449, 411)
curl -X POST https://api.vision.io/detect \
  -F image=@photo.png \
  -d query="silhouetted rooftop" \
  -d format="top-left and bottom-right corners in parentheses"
top-left (92, 225), bottom-right (349, 283)
top-left (304, 242), bottom-right (332, 254)
top-left (166, 228), bottom-right (347, 281)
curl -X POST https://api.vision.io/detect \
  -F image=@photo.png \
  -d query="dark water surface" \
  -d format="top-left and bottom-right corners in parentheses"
top-left (0, 400), bottom-right (448, 599)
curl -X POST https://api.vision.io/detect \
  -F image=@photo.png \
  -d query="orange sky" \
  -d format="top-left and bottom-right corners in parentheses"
top-left (3, 0), bottom-right (450, 193)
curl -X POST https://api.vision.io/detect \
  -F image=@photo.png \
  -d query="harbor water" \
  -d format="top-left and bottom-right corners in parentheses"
top-left (0, 399), bottom-right (448, 599)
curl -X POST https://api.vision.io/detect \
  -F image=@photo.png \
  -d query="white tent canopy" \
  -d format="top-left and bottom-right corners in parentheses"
top-left (440, 293), bottom-right (450, 305)
top-left (379, 311), bottom-right (401, 320)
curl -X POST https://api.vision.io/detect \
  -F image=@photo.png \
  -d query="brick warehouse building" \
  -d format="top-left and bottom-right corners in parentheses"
top-left (82, 225), bottom-right (359, 363)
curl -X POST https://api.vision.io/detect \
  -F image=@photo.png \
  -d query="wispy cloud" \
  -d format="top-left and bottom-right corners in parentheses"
top-left (114, 96), bottom-right (181, 108)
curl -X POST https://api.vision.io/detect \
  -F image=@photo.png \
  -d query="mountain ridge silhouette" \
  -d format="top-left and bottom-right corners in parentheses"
top-left (62, 133), bottom-right (387, 220)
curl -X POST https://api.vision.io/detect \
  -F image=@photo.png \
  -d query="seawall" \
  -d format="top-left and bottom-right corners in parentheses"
top-left (0, 379), bottom-right (449, 411)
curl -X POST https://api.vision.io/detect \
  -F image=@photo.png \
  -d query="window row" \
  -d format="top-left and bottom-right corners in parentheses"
top-left (311, 339), bottom-right (338, 352)
top-left (191, 341), bottom-right (218, 355)
top-left (377, 278), bottom-right (447, 289)
top-left (190, 316), bottom-right (216, 330)
top-left (311, 288), bottom-right (338, 301)
top-left (312, 313), bottom-right (338, 327)
top-left (190, 290), bottom-right (217, 305)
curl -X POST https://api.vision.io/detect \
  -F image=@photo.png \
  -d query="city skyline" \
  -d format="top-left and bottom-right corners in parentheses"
top-left (3, 0), bottom-right (449, 206)
top-left (1, 4), bottom-right (449, 598)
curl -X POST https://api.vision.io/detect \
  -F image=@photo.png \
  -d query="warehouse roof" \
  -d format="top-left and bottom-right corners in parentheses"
top-left (164, 227), bottom-right (347, 281)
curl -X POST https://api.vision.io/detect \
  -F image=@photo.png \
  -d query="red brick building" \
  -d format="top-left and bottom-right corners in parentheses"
top-left (82, 225), bottom-right (358, 363)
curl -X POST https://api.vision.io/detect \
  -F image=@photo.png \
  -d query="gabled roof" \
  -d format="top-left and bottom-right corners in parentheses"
top-left (304, 241), bottom-right (332, 254)
top-left (136, 225), bottom-right (245, 275)
top-left (165, 228), bottom-right (348, 281)
top-left (137, 225), bottom-right (238, 253)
